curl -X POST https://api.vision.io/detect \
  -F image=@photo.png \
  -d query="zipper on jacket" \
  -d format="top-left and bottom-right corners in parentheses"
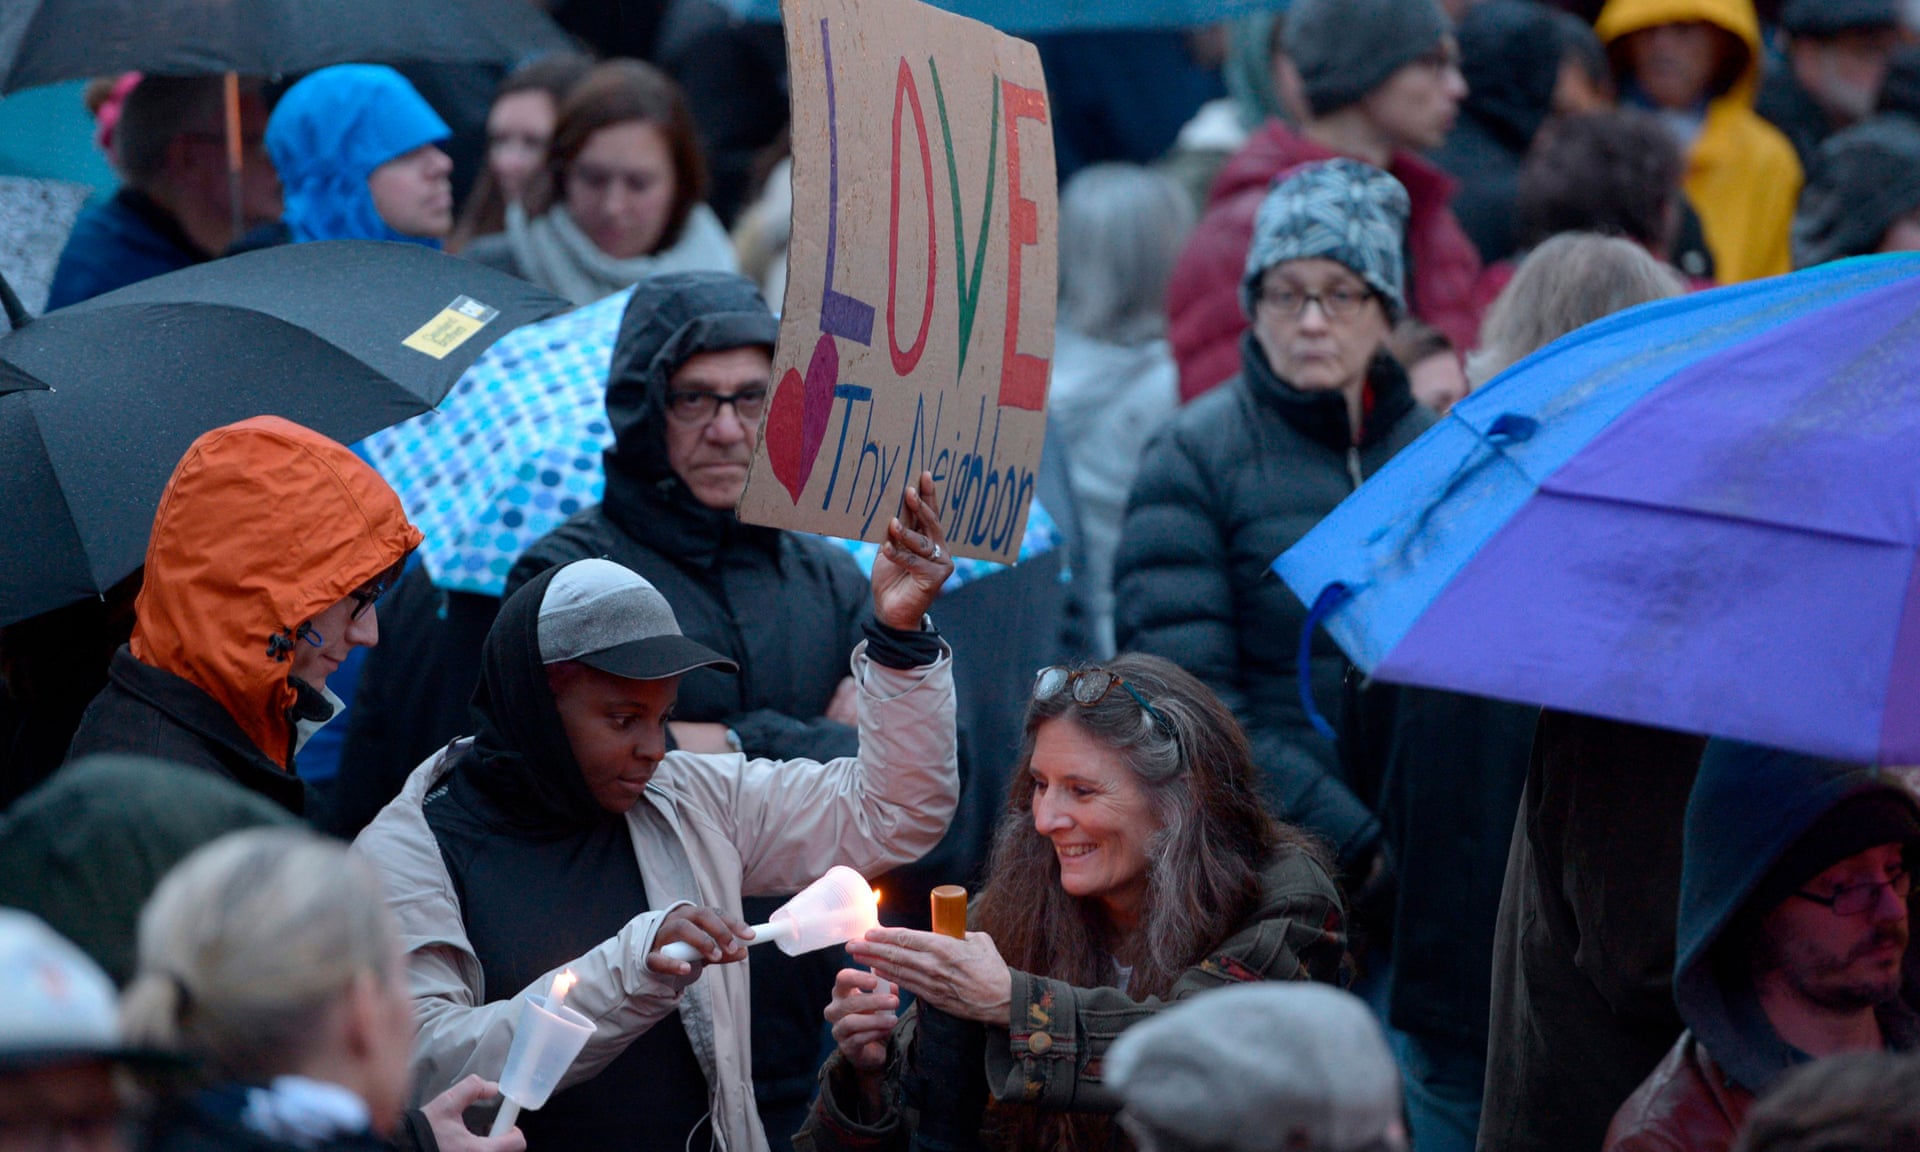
top-left (1346, 446), bottom-right (1364, 490)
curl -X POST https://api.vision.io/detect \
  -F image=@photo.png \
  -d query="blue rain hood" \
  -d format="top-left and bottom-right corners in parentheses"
top-left (266, 64), bottom-right (450, 247)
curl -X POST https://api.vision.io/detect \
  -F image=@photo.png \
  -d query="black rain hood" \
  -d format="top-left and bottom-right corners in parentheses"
top-left (600, 271), bottom-right (782, 566)
top-left (1674, 739), bottom-right (1920, 1094)
top-left (460, 563), bottom-right (608, 832)
top-left (1456, 0), bottom-right (1564, 153)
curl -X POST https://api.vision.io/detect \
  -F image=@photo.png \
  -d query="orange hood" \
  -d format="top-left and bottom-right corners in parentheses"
top-left (130, 416), bottom-right (422, 767)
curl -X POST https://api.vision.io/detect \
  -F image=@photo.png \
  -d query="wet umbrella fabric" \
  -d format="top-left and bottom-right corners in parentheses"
top-left (1274, 254), bottom-right (1920, 765)
top-left (0, 0), bottom-right (567, 92)
top-left (0, 240), bottom-right (567, 626)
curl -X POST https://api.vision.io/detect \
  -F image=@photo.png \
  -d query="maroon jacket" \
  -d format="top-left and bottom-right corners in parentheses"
top-left (1603, 1032), bottom-right (1754, 1152)
top-left (1168, 121), bottom-right (1484, 403)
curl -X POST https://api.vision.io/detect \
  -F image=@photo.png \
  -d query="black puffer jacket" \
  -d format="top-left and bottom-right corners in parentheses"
top-left (1429, 0), bottom-right (1563, 265)
top-left (1113, 334), bottom-right (1433, 868)
top-left (503, 272), bottom-right (870, 1151)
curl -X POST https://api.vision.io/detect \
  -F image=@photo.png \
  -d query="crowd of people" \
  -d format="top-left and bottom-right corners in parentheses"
top-left (5, 1), bottom-right (1920, 1151)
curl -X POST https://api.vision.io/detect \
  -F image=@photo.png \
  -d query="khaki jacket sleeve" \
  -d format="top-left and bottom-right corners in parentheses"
top-left (665, 641), bottom-right (960, 896)
top-left (405, 905), bottom-right (699, 1101)
top-left (985, 861), bottom-right (1345, 1113)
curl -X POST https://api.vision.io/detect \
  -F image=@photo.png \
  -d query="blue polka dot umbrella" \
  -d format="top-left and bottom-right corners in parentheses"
top-left (362, 287), bottom-right (634, 596)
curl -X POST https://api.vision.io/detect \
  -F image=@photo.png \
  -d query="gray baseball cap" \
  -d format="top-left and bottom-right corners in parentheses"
top-left (537, 558), bottom-right (738, 681)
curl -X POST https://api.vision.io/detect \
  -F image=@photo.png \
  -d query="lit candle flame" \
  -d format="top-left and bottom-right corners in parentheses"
top-left (872, 889), bottom-right (882, 905)
top-left (549, 969), bottom-right (578, 1013)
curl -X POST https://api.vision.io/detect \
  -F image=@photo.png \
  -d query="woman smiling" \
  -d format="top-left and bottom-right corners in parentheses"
top-left (795, 654), bottom-right (1346, 1152)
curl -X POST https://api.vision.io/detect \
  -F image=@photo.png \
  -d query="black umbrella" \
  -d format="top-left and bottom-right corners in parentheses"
top-left (0, 239), bottom-right (568, 626)
top-left (0, 0), bottom-right (570, 92)
top-left (0, 276), bottom-right (50, 396)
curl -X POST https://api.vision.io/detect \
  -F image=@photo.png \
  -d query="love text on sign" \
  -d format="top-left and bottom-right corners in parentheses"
top-left (736, 0), bottom-right (1057, 563)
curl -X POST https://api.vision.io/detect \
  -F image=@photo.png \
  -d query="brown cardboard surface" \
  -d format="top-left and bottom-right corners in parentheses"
top-left (735, 0), bottom-right (1056, 563)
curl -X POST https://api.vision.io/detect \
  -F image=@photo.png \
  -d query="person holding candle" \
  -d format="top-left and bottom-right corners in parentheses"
top-left (353, 481), bottom-right (959, 1152)
top-left (119, 828), bottom-right (527, 1152)
top-left (795, 653), bottom-right (1347, 1152)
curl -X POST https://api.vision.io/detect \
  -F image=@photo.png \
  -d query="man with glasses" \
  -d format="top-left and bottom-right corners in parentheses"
top-left (48, 77), bottom-right (282, 311)
top-left (1604, 742), bottom-right (1920, 1152)
top-left (503, 270), bottom-right (874, 1150)
top-left (65, 416), bottom-right (421, 819)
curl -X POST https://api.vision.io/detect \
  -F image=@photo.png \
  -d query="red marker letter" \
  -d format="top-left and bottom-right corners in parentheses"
top-left (997, 80), bottom-right (1048, 411)
top-left (887, 58), bottom-right (937, 377)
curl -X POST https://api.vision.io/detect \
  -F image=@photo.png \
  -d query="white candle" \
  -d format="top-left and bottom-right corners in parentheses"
top-left (548, 969), bottom-right (577, 1014)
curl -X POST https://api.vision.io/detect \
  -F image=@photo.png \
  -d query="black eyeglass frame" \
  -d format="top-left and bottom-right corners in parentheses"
top-left (662, 386), bottom-right (771, 426)
top-left (1256, 284), bottom-right (1378, 320)
top-left (1033, 665), bottom-right (1174, 736)
top-left (1793, 866), bottom-right (1913, 917)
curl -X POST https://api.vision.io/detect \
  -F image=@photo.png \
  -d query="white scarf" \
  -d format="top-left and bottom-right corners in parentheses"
top-left (504, 200), bottom-right (739, 306)
top-left (240, 1076), bottom-right (371, 1148)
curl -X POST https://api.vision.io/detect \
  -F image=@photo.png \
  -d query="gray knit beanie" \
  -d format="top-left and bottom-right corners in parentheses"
top-left (1242, 158), bottom-right (1410, 319)
top-left (1285, 0), bottom-right (1451, 117)
top-left (1107, 983), bottom-right (1405, 1152)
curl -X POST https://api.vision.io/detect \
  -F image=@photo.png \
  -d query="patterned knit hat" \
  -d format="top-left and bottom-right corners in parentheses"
top-left (1241, 158), bottom-right (1410, 321)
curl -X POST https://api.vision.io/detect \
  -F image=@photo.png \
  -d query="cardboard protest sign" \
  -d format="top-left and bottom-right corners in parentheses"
top-left (735, 0), bottom-right (1057, 563)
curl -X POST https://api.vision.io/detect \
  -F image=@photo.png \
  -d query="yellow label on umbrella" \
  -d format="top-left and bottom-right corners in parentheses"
top-left (403, 296), bottom-right (501, 359)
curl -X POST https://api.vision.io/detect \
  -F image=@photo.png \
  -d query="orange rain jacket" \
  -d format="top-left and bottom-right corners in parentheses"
top-left (128, 416), bottom-right (422, 768)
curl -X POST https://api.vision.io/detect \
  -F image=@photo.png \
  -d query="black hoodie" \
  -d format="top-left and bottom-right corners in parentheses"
top-left (503, 272), bottom-right (872, 1147)
top-left (1675, 740), bottom-right (1920, 1096)
top-left (425, 565), bottom-right (711, 1152)
top-left (1429, 0), bottom-right (1565, 265)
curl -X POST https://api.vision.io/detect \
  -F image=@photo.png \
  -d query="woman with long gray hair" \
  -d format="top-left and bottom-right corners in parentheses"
top-left (794, 653), bottom-right (1345, 1152)
top-left (1049, 164), bottom-right (1195, 656)
top-left (119, 829), bottom-right (524, 1152)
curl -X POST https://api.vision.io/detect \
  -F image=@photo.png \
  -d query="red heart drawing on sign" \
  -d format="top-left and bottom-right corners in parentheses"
top-left (763, 332), bottom-right (839, 504)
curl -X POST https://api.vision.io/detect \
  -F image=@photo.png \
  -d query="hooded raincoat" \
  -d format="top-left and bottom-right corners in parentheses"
top-left (1596, 0), bottom-right (1802, 284)
top-left (65, 417), bottom-right (421, 814)
top-left (1604, 743), bottom-right (1920, 1152)
top-left (351, 565), bottom-right (961, 1152)
top-left (265, 64), bottom-right (452, 247)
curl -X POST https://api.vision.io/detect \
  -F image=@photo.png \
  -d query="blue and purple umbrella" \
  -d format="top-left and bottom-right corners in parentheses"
top-left (1275, 255), bottom-right (1920, 765)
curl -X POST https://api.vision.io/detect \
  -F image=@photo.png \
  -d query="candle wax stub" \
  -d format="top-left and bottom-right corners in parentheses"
top-left (931, 885), bottom-right (968, 939)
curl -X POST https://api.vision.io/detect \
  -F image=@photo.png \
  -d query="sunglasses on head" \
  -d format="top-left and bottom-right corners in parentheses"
top-left (1033, 665), bottom-right (1173, 736)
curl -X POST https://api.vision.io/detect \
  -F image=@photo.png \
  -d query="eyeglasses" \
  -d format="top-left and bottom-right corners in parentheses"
top-left (1034, 666), bottom-right (1173, 735)
top-left (348, 561), bottom-right (405, 621)
top-left (1794, 867), bottom-right (1912, 917)
top-left (664, 386), bottom-right (769, 426)
top-left (1258, 285), bottom-right (1376, 320)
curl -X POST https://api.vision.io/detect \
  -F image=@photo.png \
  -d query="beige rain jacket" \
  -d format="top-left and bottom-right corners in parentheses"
top-left (352, 641), bottom-right (958, 1152)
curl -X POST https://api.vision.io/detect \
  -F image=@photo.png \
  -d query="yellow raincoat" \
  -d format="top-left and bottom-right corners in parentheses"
top-left (1597, 0), bottom-right (1802, 283)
